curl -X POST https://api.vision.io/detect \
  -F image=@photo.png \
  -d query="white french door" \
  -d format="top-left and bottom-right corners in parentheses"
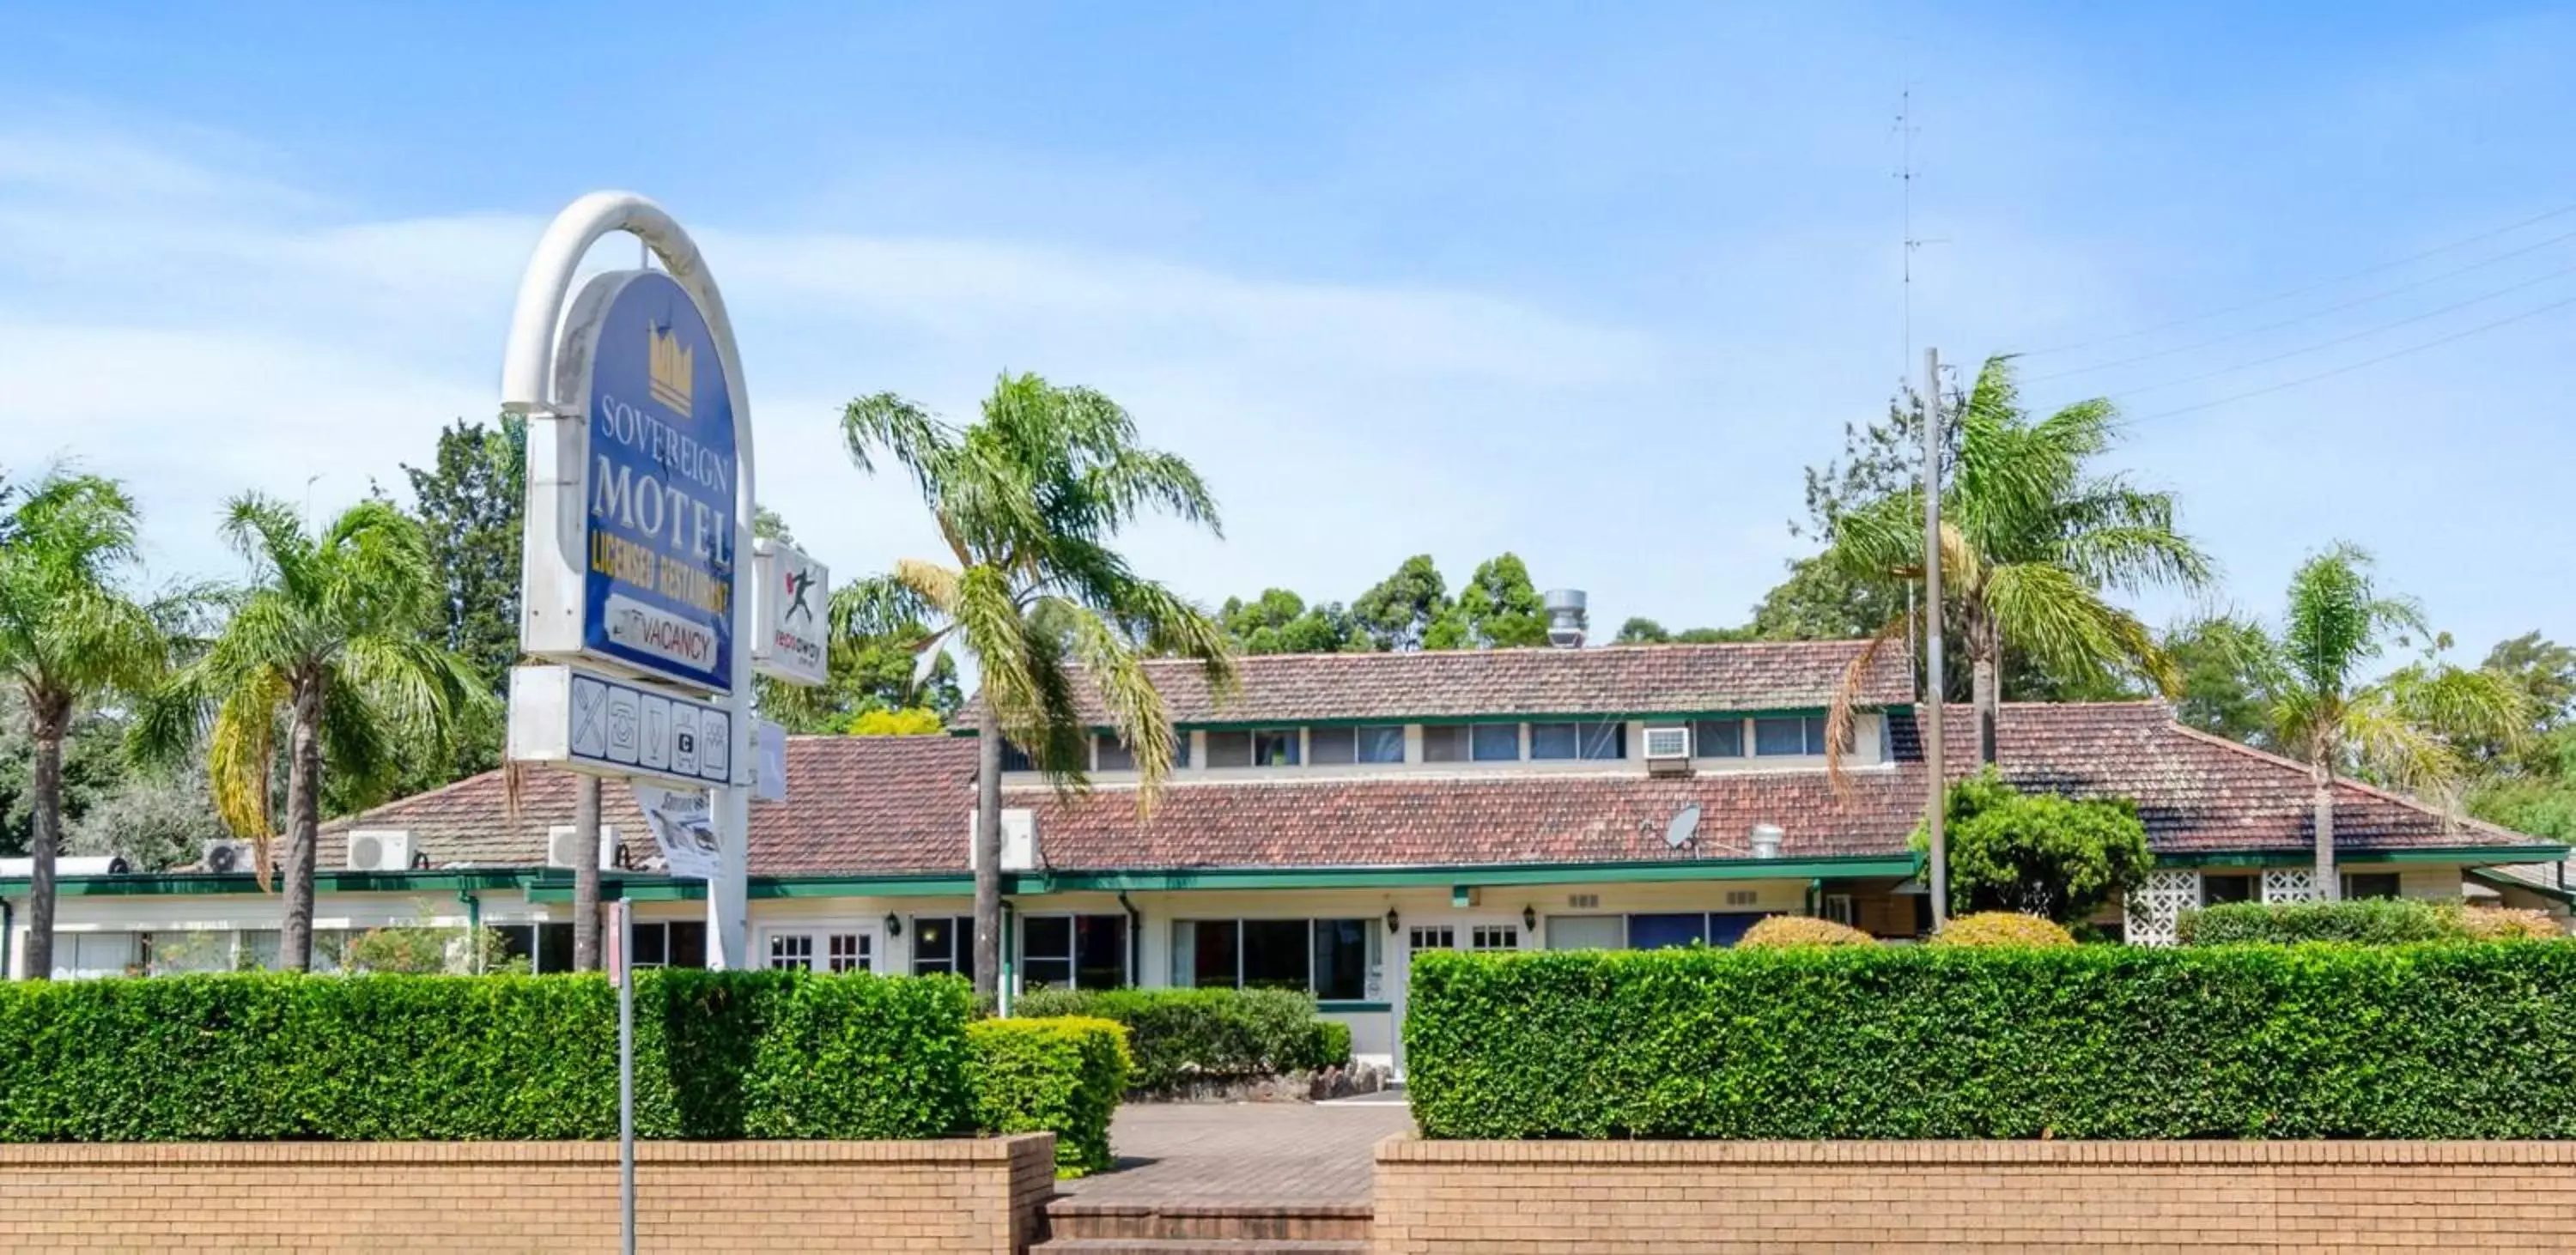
top-left (757, 925), bottom-right (878, 973)
top-left (1390, 917), bottom-right (1526, 1076)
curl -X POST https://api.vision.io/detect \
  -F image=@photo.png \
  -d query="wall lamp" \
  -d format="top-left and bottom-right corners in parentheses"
top-left (1522, 905), bottom-right (1539, 932)
top-left (884, 913), bottom-right (902, 938)
top-left (1385, 907), bottom-right (1401, 935)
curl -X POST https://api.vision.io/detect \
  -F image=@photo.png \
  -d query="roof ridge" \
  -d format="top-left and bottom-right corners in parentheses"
top-left (1133, 639), bottom-right (1874, 666)
top-left (2161, 720), bottom-right (2528, 842)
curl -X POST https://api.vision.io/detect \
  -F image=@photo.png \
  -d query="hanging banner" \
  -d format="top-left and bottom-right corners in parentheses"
top-left (549, 269), bottom-right (739, 694)
top-left (631, 781), bottom-right (722, 881)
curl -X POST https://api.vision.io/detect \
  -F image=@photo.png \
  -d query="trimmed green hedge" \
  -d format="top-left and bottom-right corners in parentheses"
top-left (0, 970), bottom-right (1121, 1149)
top-left (2179, 898), bottom-right (2492, 945)
top-left (1405, 945), bottom-right (2576, 1140)
top-left (967, 1016), bottom-right (1130, 1176)
top-left (1012, 987), bottom-right (1349, 1091)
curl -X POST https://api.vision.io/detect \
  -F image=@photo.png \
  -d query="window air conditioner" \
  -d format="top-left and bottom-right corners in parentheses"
top-left (1643, 725), bottom-right (1693, 776)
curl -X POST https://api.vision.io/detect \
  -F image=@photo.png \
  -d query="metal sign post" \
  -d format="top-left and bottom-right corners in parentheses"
top-left (611, 898), bottom-right (635, 1255)
top-left (1921, 346), bottom-right (1948, 931)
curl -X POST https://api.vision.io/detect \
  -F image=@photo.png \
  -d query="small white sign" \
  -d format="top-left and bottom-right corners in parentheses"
top-left (751, 538), bottom-right (830, 688)
top-left (508, 664), bottom-right (738, 789)
top-left (754, 719), bottom-right (788, 803)
top-left (631, 782), bottom-right (721, 881)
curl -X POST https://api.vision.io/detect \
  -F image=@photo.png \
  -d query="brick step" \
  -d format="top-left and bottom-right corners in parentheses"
top-left (1030, 1240), bottom-right (1367, 1255)
top-left (1045, 1200), bottom-right (1373, 1242)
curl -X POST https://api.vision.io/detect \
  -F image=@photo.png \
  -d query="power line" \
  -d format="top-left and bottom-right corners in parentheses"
top-left (2105, 259), bottom-right (2576, 397)
top-left (2026, 223), bottom-right (2576, 384)
top-left (2020, 197), bottom-right (2576, 357)
top-left (2131, 289), bottom-right (2576, 421)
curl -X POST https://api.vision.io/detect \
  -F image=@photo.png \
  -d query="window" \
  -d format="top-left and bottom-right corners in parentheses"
top-left (1822, 895), bottom-right (1857, 926)
top-left (1753, 715), bottom-right (1835, 756)
top-left (144, 931), bottom-right (233, 975)
top-left (1176, 919), bottom-right (1376, 998)
top-left (910, 915), bottom-right (975, 981)
top-left (767, 933), bottom-right (814, 971)
top-left (1470, 723), bottom-right (1522, 761)
top-left (1627, 912), bottom-right (1706, 949)
top-left (2201, 873), bottom-right (2257, 906)
top-left (1173, 733), bottom-right (1191, 768)
top-left (1407, 925), bottom-right (1455, 952)
top-left (1421, 725), bottom-right (1468, 762)
top-left (1546, 915), bottom-right (1624, 950)
top-left (1094, 733), bottom-right (1134, 772)
top-left (240, 929), bottom-right (282, 972)
top-left (1019, 914), bottom-right (1128, 990)
top-left (2342, 872), bottom-right (2403, 900)
top-left (50, 931), bottom-right (140, 980)
top-left (1692, 718), bottom-right (1743, 758)
top-left (1253, 729), bottom-right (1301, 767)
top-left (537, 923), bottom-right (574, 974)
top-left (1205, 731), bottom-right (1253, 767)
top-left (1309, 725), bottom-right (1356, 765)
top-left (1533, 721), bottom-right (1627, 761)
top-left (1469, 925), bottom-right (1521, 951)
top-left (999, 739), bottom-right (1035, 772)
top-left (826, 932), bottom-right (872, 973)
top-left (1358, 725), bottom-right (1405, 763)
top-left (625, 919), bottom-right (708, 969)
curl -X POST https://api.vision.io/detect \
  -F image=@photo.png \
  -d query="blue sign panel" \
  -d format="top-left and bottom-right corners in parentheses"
top-left (580, 271), bottom-right (737, 692)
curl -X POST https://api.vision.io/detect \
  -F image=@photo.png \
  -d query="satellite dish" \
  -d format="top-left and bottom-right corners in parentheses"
top-left (1663, 803), bottom-right (1702, 849)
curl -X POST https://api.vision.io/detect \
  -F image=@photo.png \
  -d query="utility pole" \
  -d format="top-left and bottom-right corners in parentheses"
top-left (1922, 346), bottom-right (1948, 932)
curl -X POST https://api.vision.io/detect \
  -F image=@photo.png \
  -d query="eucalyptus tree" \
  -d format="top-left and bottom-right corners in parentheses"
top-left (0, 473), bottom-right (169, 979)
top-left (139, 496), bottom-right (483, 970)
top-left (841, 373), bottom-right (1235, 999)
top-left (1825, 355), bottom-right (2214, 764)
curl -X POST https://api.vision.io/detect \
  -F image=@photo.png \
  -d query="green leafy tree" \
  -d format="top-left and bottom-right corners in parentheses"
top-left (1613, 617), bottom-right (1669, 644)
top-left (1352, 555), bottom-right (1450, 652)
top-left (1220, 589), bottom-right (1359, 655)
top-left (1826, 355), bottom-right (2213, 764)
top-left (1911, 767), bottom-right (2152, 923)
top-left (2476, 631), bottom-right (2576, 768)
top-left (848, 707), bottom-right (947, 735)
top-left (0, 473), bottom-right (171, 978)
top-left (842, 372), bottom-right (1236, 999)
top-left (64, 755), bottom-right (227, 872)
top-left (1744, 555), bottom-right (1898, 642)
top-left (138, 496), bottom-right (485, 970)
top-left (2163, 614), bottom-right (2277, 749)
top-left (1428, 554), bottom-right (1548, 649)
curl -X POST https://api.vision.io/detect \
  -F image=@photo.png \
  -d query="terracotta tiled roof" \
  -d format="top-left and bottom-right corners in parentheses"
top-left (320, 703), bottom-right (2555, 877)
top-left (976, 640), bottom-right (1915, 728)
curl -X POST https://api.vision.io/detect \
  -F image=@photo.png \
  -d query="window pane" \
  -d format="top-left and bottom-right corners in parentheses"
top-left (1023, 957), bottom-right (1073, 988)
top-left (1471, 724), bottom-right (1521, 761)
top-left (2201, 874), bottom-right (2257, 906)
top-left (1173, 734), bottom-right (1191, 768)
top-left (1707, 913), bottom-right (1768, 947)
top-left (1312, 919), bottom-right (1370, 1000)
top-left (1421, 725), bottom-right (1468, 762)
top-left (493, 925), bottom-right (536, 970)
top-left (1628, 912), bottom-right (1707, 949)
top-left (1189, 920), bottom-right (1238, 987)
top-left (1693, 719), bottom-right (1742, 758)
top-left (826, 933), bottom-right (871, 974)
top-left (1254, 730), bottom-right (1301, 767)
top-left (1753, 717), bottom-right (1807, 755)
top-left (1804, 715), bottom-right (1836, 754)
top-left (999, 739), bottom-right (1034, 772)
top-left (240, 929), bottom-right (282, 972)
top-left (768, 933), bottom-right (813, 971)
top-left (1469, 925), bottom-right (1520, 951)
top-left (1023, 915), bottom-right (1072, 962)
top-left (1578, 721), bottom-right (1627, 761)
top-left (1408, 925), bottom-right (1454, 952)
top-left (1546, 916), bottom-right (1623, 950)
top-left (633, 923), bottom-right (669, 967)
top-left (1241, 919), bottom-right (1311, 991)
top-left (2344, 872), bottom-right (2402, 900)
top-left (1308, 726), bottom-right (1357, 765)
top-left (1074, 916), bottom-right (1128, 989)
top-left (1529, 723), bottom-right (1577, 760)
top-left (666, 920), bottom-right (708, 970)
top-left (1205, 731), bottom-right (1253, 768)
top-left (1358, 725), bottom-right (1406, 763)
top-left (1094, 734), bottom-right (1134, 771)
top-left (912, 916), bottom-right (955, 972)
top-left (538, 923), bottom-right (574, 974)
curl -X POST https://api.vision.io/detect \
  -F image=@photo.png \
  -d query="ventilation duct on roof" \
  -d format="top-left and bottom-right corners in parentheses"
top-left (1543, 589), bottom-right (1587, 648)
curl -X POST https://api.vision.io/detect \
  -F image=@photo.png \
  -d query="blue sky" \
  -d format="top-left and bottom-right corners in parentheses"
top-left (3, 2), bottom-right (2571, 664)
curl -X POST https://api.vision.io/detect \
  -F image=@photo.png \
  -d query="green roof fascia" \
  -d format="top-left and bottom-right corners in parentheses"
top-left (2149, 844), bottom-right (2571, 870)
top-left (1177, 706), bottom-right (1867, 732)
top-left (0, 870), bottom-right (539, 898)
top-left (1024, 853), bottom-right (1923, 894)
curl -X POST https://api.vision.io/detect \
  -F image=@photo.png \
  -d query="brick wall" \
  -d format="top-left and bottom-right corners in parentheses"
top-left (0, 1137), bottom-right (1055, 1252)
top-left (1374, 1137), bottom-right (2576, 1253)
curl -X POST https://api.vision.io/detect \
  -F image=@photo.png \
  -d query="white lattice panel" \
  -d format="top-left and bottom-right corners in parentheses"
top-left (2263, 868), bottom-right (2322, 903)
top-left (2124, 870), bottom-right (2201, 947)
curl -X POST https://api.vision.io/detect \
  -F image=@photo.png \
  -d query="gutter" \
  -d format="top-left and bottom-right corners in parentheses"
top-left (2, 895), bottom-right (12, 980)
top-left (1117, 890), bottom-right (1143, 988)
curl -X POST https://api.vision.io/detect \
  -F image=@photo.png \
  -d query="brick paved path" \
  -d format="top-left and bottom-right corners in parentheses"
top-left (1057, 1098), bottom-right (1414, 1207)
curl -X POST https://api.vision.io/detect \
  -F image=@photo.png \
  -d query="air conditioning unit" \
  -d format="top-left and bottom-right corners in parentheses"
top-left (201, 840), bottom-right (255, 875)
top-left (344, 829), bottom-right (412, 872)
top-left (547, 825), bottom-right (623, 870)
top-left (968, 809), bottom-right (1039, 872)
top-left (1643, 725), bottom-right (1693, 776)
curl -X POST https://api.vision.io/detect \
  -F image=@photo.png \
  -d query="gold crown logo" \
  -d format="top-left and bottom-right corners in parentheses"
top-left (647, 324), bottom-right (694, 412)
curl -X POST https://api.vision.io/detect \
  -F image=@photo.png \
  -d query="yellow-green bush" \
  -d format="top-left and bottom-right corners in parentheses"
top-left (1932, 912), bottom-right (2075, 949)
top-left (966, 1016), bottom-right (1130, 1177)
top-left (2461, 906), bottom-right (2567, 941)
top-left (1738, 916), bottom-right (1875, 948)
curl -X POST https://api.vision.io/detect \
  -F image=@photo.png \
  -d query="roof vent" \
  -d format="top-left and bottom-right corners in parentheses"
top-left (1750, 823), bottom-right (1784, 859)
top-left (1542, 589), bottom-right (1587, 648)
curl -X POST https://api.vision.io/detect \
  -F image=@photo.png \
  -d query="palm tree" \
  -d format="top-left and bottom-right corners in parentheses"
top-left (841, 373), bottom-right (1235, 1001)
top-left (2258, 544), bottom-right (2525, 899)
top-left (138, 496), bottom-right (483, 970)
top-left (1826, 356), bottom-right (2214, 763)
top-left (0, 473), bottom-right (168, 979)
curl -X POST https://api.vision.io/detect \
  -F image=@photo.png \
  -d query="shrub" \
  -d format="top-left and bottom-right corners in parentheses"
top-left (1404, 944), bottom-right (2576, 1140)
top-left (1931, 912), bottom-right (2075, 948)
top-left (1912, 768), bottom-right (2152, 922)
top-left (1739, 916), bottom-right (1875, 948)
top-left (2178, 897), bottom-right (2462, 945)
top-left (966, 1017), bottom-right (1130, 1177)
top-left (1012, 987), bottom-right (1345, 1091)
top-left (2460, 906), bottom-right (2566, 942)
top-left (0, 970), bottom-right (976, 1143)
